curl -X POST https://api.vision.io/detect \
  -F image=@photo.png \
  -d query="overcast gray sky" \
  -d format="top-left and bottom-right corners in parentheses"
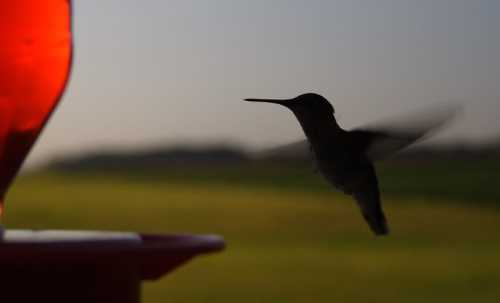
top-left (27, 0), bottom-right (500, 165)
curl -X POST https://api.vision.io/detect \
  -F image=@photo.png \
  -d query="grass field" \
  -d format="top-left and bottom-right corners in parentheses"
top-left (3, 161), bottom-right (500, 302)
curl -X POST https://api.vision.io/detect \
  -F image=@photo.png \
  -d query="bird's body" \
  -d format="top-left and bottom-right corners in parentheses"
top-left (245, 93), bottom-right (457, 236)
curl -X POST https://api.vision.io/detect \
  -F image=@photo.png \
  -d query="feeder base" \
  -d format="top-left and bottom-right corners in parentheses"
top-left (0, 230), bottom-right (225, 303)
top-left (0, 264), bottom-right (140, 303)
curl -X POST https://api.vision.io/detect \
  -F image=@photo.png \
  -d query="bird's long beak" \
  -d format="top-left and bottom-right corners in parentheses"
top-left (244, 98), bottom-right (294, 107)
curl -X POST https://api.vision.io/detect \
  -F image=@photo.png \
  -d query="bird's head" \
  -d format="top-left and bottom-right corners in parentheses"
top-left (244, 93), bottom-right (335, 118)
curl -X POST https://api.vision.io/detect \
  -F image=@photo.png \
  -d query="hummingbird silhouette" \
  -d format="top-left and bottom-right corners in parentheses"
top-left (245, 93), bottom-right (458, 236)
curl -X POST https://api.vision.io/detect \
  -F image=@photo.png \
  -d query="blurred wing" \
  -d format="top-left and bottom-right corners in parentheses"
top-left (252, 103), bottom-right (461, 162)
top-left (349, 103), bottom-right (461, 161)
top-left (349, 129), bottom-right (423, 161)
top-left (252, 139), bottom-right (311, 160)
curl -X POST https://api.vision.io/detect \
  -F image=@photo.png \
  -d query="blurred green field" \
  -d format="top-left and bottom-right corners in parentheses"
top-left (4, 161), bottom-right (500, 302)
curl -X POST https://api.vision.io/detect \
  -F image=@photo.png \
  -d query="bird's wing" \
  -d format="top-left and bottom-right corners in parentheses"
top-left (252, 139), bottom-right (310, 160)
top-left (252, 103), bottom-right (460, 162)
top-left (348, 129), bottom-right (421, 161)
top-left (349, 103), bottom-right (461, 161)
top-left (351, 166), bottom-right (389, 236)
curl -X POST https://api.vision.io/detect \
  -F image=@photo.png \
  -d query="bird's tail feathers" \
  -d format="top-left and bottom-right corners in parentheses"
top-left (362, 210), bottom-right (389, 236)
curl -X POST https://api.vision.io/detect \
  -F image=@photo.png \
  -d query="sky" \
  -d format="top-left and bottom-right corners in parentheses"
top-left (27, 0), bottom-right (500, 165)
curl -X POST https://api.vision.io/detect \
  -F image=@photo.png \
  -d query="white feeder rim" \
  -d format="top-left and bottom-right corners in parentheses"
top-left (1, 229), bottom-right (142, 245)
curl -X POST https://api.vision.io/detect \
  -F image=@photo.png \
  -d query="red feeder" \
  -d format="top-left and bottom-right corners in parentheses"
top-left (0, 1), bottom-right (225, 302)
top-left (0, 0), bottom-right (73, 209)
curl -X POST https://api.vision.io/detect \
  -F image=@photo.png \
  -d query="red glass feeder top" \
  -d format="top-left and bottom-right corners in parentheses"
top-left (0, 0), bottom-right (72, 209)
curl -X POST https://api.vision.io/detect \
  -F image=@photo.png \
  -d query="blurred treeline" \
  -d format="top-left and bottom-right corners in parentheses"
top-left (45, 140), bottom-right (500, 207)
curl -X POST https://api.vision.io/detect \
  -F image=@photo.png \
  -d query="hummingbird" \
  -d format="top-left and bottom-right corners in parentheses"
top-left (245, 93), bottom-right (457, 236)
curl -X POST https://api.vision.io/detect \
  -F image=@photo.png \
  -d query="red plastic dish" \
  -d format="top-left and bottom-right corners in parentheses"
top-left (0, 232), bottom-right (225, 302)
